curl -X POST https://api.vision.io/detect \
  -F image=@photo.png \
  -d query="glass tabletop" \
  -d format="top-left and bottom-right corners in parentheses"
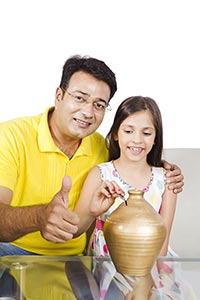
top-left (0, 256), bottom-right (199, 300)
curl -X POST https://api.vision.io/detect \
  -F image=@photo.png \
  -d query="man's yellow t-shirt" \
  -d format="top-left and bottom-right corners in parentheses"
top-left (0, 107), bottom-right (108, 255)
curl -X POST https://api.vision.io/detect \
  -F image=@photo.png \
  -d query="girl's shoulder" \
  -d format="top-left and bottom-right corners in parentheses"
top-left (97, 161), bottom-right (114, 174)
top-left (97, 161), bottom-right (119, 181)
top-left (151, 166), bottom-right (166, 192)
top-left (152, 166), bottom-right (166, 179)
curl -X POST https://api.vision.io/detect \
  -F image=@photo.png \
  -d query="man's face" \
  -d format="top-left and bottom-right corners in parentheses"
top-left (53, 71), bottom-right (111, 140)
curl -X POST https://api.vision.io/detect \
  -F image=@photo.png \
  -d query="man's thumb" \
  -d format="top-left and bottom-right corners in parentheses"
top-left (61, 176), bottom-right (72, 206)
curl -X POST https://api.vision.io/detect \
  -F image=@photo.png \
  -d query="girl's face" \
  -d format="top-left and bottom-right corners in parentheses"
top-left (116, 110), bottom-right (156, 162)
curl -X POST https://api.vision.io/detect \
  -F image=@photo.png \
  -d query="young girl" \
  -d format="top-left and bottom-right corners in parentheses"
top-left (75, 96), bottom-right (196, 300)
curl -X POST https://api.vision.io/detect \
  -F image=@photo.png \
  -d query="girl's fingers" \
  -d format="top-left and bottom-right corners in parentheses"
top-left (101, 180), bottom-right (125, 198)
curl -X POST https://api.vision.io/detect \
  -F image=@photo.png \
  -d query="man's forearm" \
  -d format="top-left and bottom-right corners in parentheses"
top-left (0, 203), bottom-right (45, 242)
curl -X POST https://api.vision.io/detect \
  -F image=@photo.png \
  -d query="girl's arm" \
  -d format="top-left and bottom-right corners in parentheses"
top-left (159, 185), bottom-right (177, 256)
top-left (74, 166), bottom-right (124, 237)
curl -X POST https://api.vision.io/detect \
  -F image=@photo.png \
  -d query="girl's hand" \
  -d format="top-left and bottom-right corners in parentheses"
top-left (89, 180), bottom-right (125, 217)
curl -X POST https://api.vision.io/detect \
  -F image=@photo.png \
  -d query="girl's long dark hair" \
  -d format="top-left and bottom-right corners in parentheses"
top-left (106, 96), bottom-right (164, 167)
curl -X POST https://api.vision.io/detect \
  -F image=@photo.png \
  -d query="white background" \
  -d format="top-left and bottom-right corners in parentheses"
top-left (0, 0), bottom-right (199, 148)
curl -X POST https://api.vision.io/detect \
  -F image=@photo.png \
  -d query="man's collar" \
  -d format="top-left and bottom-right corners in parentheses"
top-left (38, 107), bottom-right (92, 157)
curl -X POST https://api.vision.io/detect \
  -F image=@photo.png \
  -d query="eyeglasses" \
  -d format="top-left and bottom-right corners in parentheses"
top-left (66, 90), bottom-right (111, 113)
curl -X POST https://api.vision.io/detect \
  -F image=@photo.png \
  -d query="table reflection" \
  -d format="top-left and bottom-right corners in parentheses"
top-left (0, 256), bottom-right (199, 300)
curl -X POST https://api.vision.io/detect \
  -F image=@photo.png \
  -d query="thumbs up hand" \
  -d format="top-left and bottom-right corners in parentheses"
top-left (40, 176), bottom-right (80, 243)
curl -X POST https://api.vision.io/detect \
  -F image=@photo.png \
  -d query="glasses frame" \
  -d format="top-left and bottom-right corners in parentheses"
top-left (66, 90), bottom-right (112, 113)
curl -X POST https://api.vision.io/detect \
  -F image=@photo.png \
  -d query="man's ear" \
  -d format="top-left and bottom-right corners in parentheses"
top-left (54, 87), bottom-right (64, 109)
top-left (55, 87), bottom-right (63, 105)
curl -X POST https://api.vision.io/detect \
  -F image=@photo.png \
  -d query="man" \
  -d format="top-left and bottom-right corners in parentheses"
top-left (0, 55), bottom-right (183, 256)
